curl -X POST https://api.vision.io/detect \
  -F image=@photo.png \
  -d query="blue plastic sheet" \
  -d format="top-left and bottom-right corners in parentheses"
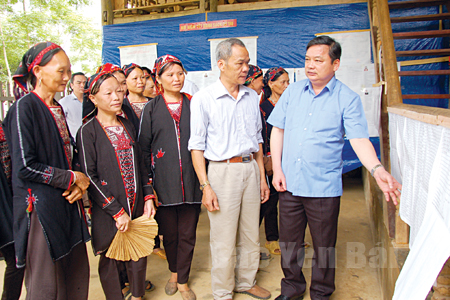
top-left (391, 5), bottom-right (449, 108)
top-left (102, 3), bottom-right (370, 70)
top-left (101, 2), bottom-right (444, 173)
top-left (342, 137), bottom-right (380, 174)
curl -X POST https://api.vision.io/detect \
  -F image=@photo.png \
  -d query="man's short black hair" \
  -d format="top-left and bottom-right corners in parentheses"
top-left (306, 36), bottom-right (341, 63)
top-left (70, 72), bottom-right (86, 84)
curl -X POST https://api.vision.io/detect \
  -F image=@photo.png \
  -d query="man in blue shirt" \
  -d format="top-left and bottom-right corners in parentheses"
top-left (268, 36), bottom-right (402, 300)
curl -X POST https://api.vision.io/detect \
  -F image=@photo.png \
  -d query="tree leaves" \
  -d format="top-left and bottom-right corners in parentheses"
top-left (0, 0), bottom-right (101, 83)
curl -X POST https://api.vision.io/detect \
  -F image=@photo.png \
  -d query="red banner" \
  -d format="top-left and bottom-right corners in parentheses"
top-left (180, 19), bottom-right (237, 32)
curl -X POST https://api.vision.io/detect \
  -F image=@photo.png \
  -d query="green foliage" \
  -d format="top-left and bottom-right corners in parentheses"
top-left (0, 0), bottom-right (101, 83)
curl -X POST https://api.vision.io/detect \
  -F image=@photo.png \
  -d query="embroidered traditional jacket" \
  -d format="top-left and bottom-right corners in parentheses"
top-left (123, 97), bottom-right (152, 132)
top-left (139, 94), bottom-right (201, 206)
top-left (77, 117), bottom-right (154, 254)
top-left (2, 92), bottom-right (90, 267)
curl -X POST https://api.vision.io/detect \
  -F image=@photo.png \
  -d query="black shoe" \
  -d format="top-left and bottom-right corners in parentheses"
top-left (274, 295), bottom-right (304, 300)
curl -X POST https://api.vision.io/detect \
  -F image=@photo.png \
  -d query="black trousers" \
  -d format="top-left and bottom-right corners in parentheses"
top-left (1, 243), bottom-right (24, 300)
top-left (99, 254), bottom-right (147, 299)
top-left (259, 175), bottom-right (279, 241)
top-left (279, 192), bottom-right (340, 300)
top-left (158, 204), bottom-right (200, 284)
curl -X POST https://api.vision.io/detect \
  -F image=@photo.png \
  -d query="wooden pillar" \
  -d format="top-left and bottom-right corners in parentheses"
top-left (376, 0), bottom-right (402, 107)
top-left (375, 0), bottom-right (409, 246)
top-left (200, 0), bottom-right (206, 13)
top-left (101, 0), bottom-right (114, 26)
top-left (210, 0), bottom-right (218, 12)
top-left (433, 258), bottom-right (450, 299)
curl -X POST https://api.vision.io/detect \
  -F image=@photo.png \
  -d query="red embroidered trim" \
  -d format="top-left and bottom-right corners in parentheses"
top-left (33, 92), bottom-right (72, 168)
top-left (182, 92), bottom-right (192, 101)
top-left (162, 93), bottom-right (183, 123)
top-left (103, 196), bottom-right (114, 207)
top-left (98, 118), bottom-right (137, 215)
top-left (28, 43), bottom-right (61, 72)
top-left (113, 208), bottom-right (125, 220)
top-left (259, 91), bottom-right (265, 105)
top-left (85, 71), bottom-right (108, 94)
top-left (67, 170), bottom-right (74, 190)
top-left (0, 127), bottom-right (6, 142)
top-left (144, 195), bottom-right (156, 202)
top-left (267, 97), bottom-right (277, 107)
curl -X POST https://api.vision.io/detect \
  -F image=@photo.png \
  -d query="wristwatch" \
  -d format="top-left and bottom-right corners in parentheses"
top-left (200, 180), bottom-right (210, 191)
top-left (370, 164), bottom-right (383, 177)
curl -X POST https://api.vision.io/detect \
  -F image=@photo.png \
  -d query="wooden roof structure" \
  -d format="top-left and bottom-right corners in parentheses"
top-left (101, 0), bottom-right (366, 25)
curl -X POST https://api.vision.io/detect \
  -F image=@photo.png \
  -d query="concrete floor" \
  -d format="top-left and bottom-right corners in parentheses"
top-left (1, 177), bottom-right (381, 299)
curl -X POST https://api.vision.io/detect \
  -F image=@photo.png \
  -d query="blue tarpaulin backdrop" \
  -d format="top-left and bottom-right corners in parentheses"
top-left (102, 2), bottom-right (448, 173)
top-left (103, 3), bottom-right (371, 70)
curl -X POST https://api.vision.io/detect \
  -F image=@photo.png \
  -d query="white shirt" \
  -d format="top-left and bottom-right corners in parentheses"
top-left (181, 79), bottom-right (199, 96)
top-left (59, 93), bottom-right (82, 138)
top-left (188, 79), bottom-right (263, 161)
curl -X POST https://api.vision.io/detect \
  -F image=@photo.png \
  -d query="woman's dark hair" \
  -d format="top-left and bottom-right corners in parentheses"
top-left (262, 67), bottom-right (288, 100)
top-left (141, 66), bottom-right (152, 75)
top-left (113, 69), bottom-right (125, 76)
top-left (122, 64), bottom-right (142, 78)
top-left (306, 35), bottom-right (341, 63)
top-left (243, 73), bottom-right (262, 87)
top-left (157, 62), bottom-right (184, 77)
top-left (90, 73), bottom-right (116, 95)
top-left (30, 48), bottom-right (63, 88)
top-left (82, 73), bottom-right (117, 121)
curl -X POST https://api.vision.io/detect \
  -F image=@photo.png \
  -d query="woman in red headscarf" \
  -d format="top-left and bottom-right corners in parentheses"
top-left (139, 55), bottom-right (201, 300)
top-left (142, 66), bottom-right (158, 99)
top-left (122, 64), bottom-right (150, 131)
top-left (2, 42), bottom-right (91, 299)
top-left (77, 72), bottom-right (156, 300)
top-left (259, 67), bottom-right (290, 256)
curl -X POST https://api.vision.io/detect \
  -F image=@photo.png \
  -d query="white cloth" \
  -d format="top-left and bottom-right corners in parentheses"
top-left (188, 80), bottom-right (263, 161)
top-left (181, 79), bottom-right (199, 96)
top-left (59, 94), bottom-right (83, 138)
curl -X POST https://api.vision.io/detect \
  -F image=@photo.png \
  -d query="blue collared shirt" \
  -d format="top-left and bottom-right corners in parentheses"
top-left (188, 79), bottom-right (263, 161)
top-left (267, 77), bottom-right (369, 197)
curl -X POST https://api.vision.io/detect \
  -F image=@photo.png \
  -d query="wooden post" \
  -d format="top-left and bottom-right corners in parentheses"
top-left (101, 0), bottom-right (114, 25)
top-left (376, 0), bottom-right (402, 107)
top-left (210, 0), bottom-right (218, 12)
top-left (375, 0), bottom-right (409, 246)
top-left (433, 258), bottom-right (450, 299)
top-left (199, 0), bottom-right (206, 13)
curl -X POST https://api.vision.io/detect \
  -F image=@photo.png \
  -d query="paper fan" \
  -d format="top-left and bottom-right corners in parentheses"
top-left (106, 215), bottom-right (158, 261)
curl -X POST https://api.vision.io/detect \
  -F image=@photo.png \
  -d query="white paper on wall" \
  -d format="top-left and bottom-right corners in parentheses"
top-left (185, 69), bottom-right (221, 90)
top-left (119, 43), bottom-right (158, 69)
top-left (317, 30), bottom-right (372, 65)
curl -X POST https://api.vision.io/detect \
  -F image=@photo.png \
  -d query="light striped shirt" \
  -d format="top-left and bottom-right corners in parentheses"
top-left (188, 79), bottom-right (263, 161)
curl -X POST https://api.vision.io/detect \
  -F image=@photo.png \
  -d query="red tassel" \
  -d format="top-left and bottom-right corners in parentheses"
top-left (26, 188), bottom-right (35, 213)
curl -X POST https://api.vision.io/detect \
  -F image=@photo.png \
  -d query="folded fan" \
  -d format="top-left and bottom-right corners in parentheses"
top-left (106, 216), bottom-right (158, 261)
